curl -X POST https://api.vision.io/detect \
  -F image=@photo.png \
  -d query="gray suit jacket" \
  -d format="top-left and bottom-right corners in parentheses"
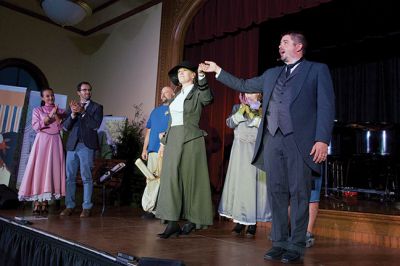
top-left (217, 60), bottom-right (335, 174)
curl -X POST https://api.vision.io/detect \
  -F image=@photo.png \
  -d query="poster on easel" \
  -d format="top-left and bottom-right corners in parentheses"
top-left (16, 91), bottom-right (67, 189)
top-left (0, 85), bottom-right (27, 187)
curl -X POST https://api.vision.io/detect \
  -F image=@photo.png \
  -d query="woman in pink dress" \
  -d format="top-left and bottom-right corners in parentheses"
top-left (18, 88), bottom-right (66, 215)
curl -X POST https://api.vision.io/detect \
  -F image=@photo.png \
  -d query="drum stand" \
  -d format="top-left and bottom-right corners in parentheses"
top-left (325, 155), bottom-right (399, 202)
top-left (323, 156), bottom-right (349, 210)
top-left (324, 156), bottom-right (344, 196)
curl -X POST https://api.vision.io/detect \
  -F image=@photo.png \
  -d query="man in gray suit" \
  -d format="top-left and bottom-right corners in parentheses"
top-left (60, 81), bottom-right (103, 218)
top-left (203, 31), bottom-right (335, 263)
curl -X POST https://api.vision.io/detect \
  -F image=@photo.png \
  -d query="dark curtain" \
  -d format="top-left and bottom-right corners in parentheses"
top-left (184, 0), bottom-right (331, 205)
top-left (185, 0), bottom-right (331, 46)
top-left (0, 218), bottom-right (120, 266)
top-left (256, 0), bottom-right (400, 124)
top-left (332, 57), bottom-right (400, 123)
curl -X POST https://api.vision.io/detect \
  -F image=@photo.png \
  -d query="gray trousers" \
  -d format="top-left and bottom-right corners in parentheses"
top-left (264, 130), bottom-right (312, 255)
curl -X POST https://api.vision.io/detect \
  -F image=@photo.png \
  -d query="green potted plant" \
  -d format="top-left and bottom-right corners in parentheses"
top-left (115, 104), bottom-right (146, 206)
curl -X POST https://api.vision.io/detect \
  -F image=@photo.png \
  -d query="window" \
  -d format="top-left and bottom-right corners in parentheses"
top-left (0, 58), bottom-right (48, 92)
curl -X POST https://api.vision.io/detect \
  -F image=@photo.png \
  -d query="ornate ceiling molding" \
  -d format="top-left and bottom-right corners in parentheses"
top-left (0, 0), bottom-right (161, 36)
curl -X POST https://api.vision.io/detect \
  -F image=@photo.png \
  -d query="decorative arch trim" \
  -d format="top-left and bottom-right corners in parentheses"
top-left (155, 0), bottom-right (205, 105)
top-left (0, 58), bottom-right (49, 89)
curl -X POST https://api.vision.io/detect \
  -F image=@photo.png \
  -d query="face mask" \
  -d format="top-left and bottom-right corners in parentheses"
top-left (248, 99), bottom-right (261, 110)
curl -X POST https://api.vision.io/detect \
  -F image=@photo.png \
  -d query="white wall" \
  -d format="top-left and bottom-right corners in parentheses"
top-left (0, 3), bottom-right (162, 120)
top-left (83, 4), bottom-right (162, 120)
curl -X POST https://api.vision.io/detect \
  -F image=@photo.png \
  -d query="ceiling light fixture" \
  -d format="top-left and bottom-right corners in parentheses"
top-left (40, 0), bottom-right (92, 27)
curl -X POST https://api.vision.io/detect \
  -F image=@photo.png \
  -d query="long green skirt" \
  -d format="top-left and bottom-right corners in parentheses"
top-left (155, 126), bottom-right (213, 227)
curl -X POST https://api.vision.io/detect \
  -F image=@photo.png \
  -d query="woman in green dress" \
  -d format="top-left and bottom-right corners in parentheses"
top-left (156, 61), bottom-right (214, 238)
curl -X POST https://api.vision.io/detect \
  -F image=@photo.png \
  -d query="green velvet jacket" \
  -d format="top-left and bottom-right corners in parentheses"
top-left (162, 77), bottom-right (213, 145)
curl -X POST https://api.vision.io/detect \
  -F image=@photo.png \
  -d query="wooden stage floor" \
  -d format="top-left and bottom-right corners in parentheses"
top-left (0, 206), bottom-right (399, 266)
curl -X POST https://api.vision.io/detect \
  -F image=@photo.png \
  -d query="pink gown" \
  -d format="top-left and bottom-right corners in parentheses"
top-left (18, 105), bottom-right (66, 202)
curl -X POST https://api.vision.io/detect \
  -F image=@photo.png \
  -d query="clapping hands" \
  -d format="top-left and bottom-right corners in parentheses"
top-left (49, 105), bottom-right (58, 118)
top-left (44, 105), bottom-right (61, 125)
top-left (69, 100), bottom-right (84, 114)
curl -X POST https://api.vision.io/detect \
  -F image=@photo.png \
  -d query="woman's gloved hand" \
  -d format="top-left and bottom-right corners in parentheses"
top-left (248, 116), bottom-right (261, 128)
top-left (232, 105), bottom-right (248, 124)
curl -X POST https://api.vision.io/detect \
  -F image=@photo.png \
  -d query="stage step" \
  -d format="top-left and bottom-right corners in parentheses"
top-left (259, 209), bottom-right (400, 248)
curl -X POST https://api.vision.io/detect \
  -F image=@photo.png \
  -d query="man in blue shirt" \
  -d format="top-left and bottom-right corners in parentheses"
top-left (141, 86), bottom-right (174, 218)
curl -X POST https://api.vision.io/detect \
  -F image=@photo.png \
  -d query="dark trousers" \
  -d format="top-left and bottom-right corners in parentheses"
top-left (264, 130), bottom-right (312, 254)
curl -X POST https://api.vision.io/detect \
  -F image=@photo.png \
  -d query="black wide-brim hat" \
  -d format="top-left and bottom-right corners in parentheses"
top-left (168, 61), bottom-right (197, 86)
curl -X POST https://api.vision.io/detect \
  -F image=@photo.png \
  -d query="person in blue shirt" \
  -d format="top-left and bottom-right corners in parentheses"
top-left (141, 86), bottom-right (175, 218)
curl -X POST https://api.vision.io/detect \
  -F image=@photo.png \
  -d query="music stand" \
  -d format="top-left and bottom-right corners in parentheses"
top-left (98, 162), bottom-right (126, 216)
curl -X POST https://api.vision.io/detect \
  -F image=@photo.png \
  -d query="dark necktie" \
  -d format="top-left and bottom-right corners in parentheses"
top-left (285, 65), bottom-right (292, 78)
top-left (285, 58), bottom-right (303, 78)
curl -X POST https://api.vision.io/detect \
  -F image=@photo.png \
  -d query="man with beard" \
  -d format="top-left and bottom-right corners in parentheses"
top-left (60, 81), bottom-right (103, 218)
top-left (140, 86), bottom-right (175, 219)
top-left (202, 31), bottom-right (335, 263)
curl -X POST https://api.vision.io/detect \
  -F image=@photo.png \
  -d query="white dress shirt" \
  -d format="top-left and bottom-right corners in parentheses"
top-left (169, 84), bottom-right (194, 126)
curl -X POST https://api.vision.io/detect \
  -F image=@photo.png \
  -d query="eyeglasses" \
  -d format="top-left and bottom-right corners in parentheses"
top-left (80, 89), bottom-right (92, 92)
